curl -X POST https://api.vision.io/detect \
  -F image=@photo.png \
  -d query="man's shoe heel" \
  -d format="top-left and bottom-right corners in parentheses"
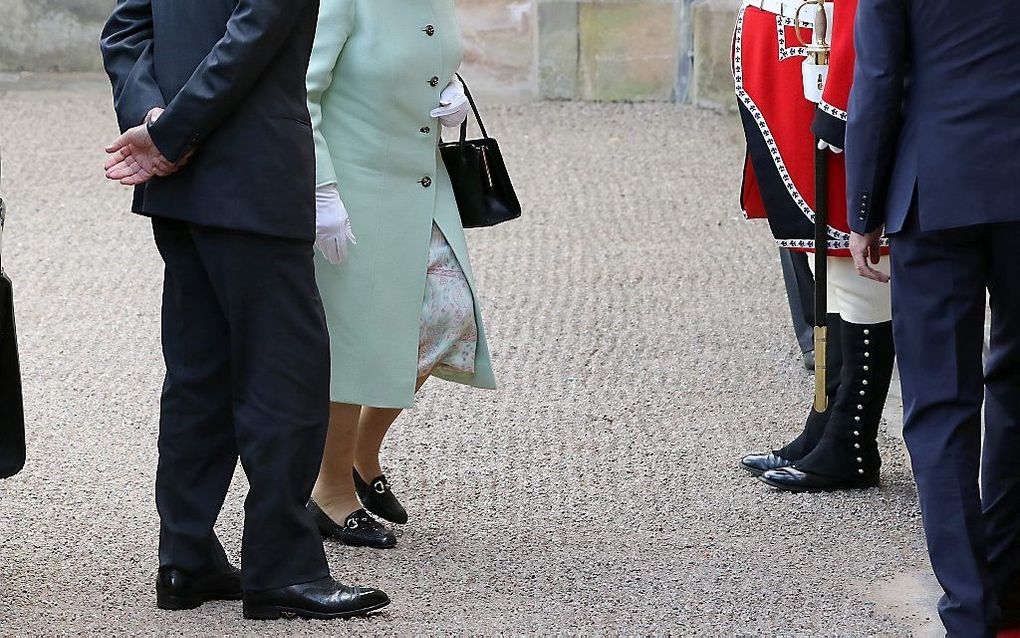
top-left (156, 592), bottom-right (203, 611)
top-left (242, 603), bottom-right (286, 620)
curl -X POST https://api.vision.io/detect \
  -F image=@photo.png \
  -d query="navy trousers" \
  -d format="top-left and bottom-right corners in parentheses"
top-left (780, 248), bottom-right (816, 357)
top-left (892, 216), bottom-right (1020, 637)
top-left (152, 218), bottom-right (331, 592)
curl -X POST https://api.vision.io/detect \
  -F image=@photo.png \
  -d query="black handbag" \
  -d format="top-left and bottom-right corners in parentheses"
top-left (0, 195), bottom-right (26, 480)
top-left (439, 75), bottom-right (521, 228)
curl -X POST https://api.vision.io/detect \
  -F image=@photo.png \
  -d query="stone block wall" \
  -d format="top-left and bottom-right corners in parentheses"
top-left (0, 0), bottom-right (739, 104)
top-left (0, 0), bottom-right (113, 73)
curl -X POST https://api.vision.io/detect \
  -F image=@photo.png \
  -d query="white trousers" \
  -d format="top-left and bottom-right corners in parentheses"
top-left (807, 255), bottom-right (892, 325)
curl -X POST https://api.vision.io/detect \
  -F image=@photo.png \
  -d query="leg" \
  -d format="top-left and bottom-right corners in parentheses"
top-left (779, 248), bottom-right (817, 363)
top-left (354, 376), bottom-right (428, 481)
top-left (151, 218), bottom-right (235, 573)
top-left (768, 257), bottom-right (894, 488)
top-left (312, 402), bottom-right (364, 521)
top-left (982, 222), bottom-right (1020, 615)
top-left (892, 222), bottom-right (994, 637)
top-left (190, 225), bottom-right (331, 592)
top-left (307, 401), bottom-right (399, 547)
top-left (740, 255), bottom-right (846, 475)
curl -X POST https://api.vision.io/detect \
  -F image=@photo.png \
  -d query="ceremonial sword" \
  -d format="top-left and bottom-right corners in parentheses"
top-left (797, 0), bottom-right (833, 413)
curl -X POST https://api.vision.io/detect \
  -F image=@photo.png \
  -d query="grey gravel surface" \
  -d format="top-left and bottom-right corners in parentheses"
top-left (0, 77), bottom-right (938, 635)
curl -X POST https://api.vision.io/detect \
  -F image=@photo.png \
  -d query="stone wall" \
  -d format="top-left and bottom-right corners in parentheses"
top-left (0, 0), bottom-right (113, 72)
top-left (0, 0), bottom-right (738, 104)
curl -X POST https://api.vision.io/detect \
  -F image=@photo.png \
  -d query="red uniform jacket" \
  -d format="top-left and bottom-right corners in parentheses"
top-left (735, 0), bottom-right (884, 255)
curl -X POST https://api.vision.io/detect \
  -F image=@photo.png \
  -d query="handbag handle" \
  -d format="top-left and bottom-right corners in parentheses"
top-left (456, 73), bottom-right (489, 142)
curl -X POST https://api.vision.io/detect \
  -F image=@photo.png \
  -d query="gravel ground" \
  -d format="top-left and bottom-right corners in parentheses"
top-left (0, 76), bottom-right (939, 635)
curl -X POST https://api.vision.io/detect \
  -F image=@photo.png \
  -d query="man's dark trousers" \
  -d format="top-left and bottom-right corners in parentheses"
top-left (153, 218), bottom-right (331, 592)
top-left (892, 214), bottom-right (1020, 636)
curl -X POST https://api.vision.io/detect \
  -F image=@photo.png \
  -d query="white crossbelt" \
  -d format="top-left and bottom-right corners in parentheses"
top-left (742, 0), bottom-right (827, 25)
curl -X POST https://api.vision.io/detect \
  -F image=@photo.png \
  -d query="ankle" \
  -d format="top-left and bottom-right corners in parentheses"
top-left (311, 487), bottom-right (361, 521)
top-left (353, 458), bottom-right (383, 481)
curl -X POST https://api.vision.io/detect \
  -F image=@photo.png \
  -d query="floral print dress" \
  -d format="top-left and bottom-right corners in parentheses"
top-left (417, 224), bottom-right (477, 378)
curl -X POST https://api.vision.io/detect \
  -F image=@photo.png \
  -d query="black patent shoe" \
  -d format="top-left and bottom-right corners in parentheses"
top-left (156, 565), bottom-right (242, 610)
top-left (740, 452), bottom-right (795, 476)
top-left (243, 577), bottom-right (390, 620)
top-left (308, 501), bottom-right (396, 549)
top-left (354, 470), bottom-right (408, 525)
top-left (759, 466), bottom-right (880, 493)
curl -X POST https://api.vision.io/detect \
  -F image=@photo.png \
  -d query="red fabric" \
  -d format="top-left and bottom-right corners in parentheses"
top-left (736, 5), bottom-right (852, 255)
top-left (998, 628), bottom-right (1020, 638)
top-left (820, 0), bottom-right (857, 117)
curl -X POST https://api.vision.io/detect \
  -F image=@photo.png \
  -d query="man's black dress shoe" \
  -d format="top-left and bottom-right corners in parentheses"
top-left (759, 466), bottom-right (880, 493)
top-left (740, 452), bottom-right (795, 476)
top-left (354, 469), bottom-right (408, 524)
top-left (243, 577), bottom-right (390, 620)
top-left (308, 501), bottom-right (397, 549)
top-left (156, 565), bottom-right (242, 610)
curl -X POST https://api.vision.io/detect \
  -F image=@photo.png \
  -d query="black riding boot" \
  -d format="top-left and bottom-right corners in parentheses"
top-left (761, 320), bottom-right (895, 492)
top-left (740, 314), bottom-right (844, 475)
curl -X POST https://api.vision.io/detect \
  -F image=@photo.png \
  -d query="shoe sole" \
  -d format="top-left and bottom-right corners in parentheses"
top-left (157, 591), bottom-right (243, 611)
top-left (242, 598), bottom-right (391, 620)
top-left (739, 462), bottom-right (766, 477)
top-left (758, 475), bottom-right (880, 493)
top-left (319, 529), bottom-right (397, 550)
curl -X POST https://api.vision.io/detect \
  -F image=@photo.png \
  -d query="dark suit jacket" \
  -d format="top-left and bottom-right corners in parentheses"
top-left (845, 0), bottom-right (1020, 234)
top-left (101, 0), bottom-right (320, 241)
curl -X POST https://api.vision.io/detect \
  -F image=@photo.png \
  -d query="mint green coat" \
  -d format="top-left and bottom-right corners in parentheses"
top-left (307, 0), bottom-right (496, 409)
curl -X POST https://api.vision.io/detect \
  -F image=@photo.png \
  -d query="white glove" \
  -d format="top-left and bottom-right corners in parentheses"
top-left (818, 139), bottom-right (843, 154)
top-left (429, 76), bottom-right (470, 128)
top-left (315, 184), bottom-right (356, 265)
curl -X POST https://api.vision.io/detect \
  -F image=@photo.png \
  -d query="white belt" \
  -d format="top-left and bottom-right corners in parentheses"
top-left (743, 0), bottom-right (827, 25)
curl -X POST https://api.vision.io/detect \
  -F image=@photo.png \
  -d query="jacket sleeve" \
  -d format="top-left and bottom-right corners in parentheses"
top-left (844, 0), bottom-right (909, 234)
top-left (146, 0), bottom-right (314, 163)
top-left (811, 0), bottom-right (857, 148)
top-left (306, 0), bottom-right (355, 189)
top-left (100, 0), bottom-right (166, 133)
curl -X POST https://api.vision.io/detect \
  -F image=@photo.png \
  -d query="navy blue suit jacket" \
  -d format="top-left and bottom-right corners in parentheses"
top-left (845, 0), bottom-right (1020, 234)
top-left (101, 0), bottom-right (320, 241)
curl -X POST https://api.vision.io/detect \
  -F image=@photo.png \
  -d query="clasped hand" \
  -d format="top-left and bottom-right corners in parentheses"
top-left (104, 108), bottom-right (192, 186)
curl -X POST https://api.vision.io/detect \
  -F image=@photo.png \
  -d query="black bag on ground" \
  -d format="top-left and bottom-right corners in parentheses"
top-left (0, 197), bottom-right (25, 480)
top-left (439, 75), bottom-right (521, 228)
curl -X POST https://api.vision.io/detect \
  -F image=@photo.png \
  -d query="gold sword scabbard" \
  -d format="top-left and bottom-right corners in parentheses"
top-left (813, 325), bottom-right (828, 412)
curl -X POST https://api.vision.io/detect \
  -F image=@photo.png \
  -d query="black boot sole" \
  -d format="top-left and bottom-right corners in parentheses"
top-left (242, 598), bottom-right (390, 620)
top-left (157, 590), bottom-right (242, 611)
top-left (758, 475), bottom-right (880, 493)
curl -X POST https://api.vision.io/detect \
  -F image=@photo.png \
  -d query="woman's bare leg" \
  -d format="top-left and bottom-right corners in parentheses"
top-left (353, 377), bottom-right (428, 480)
top-left (311, 402), bottom-right (363, 521)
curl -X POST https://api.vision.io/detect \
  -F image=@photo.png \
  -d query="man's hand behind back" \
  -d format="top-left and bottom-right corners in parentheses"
top-left (104, 108), bottom-right (192, 186)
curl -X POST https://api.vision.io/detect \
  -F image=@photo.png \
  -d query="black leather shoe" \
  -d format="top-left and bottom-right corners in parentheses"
top-left (156, 565), bottom-right (242, 610)
top-left (354, 470), bottom-right (408, 525)
top-left (243, 577), bottom-right (390, 620)
top-left (759, 466), bottom-right (880, 493)
top-left (308, 501), bottom-right (396, 549)
top-left (803, 350), bottom-right (816, 371)
top-left (740, 452), bottom-right (794, 476)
